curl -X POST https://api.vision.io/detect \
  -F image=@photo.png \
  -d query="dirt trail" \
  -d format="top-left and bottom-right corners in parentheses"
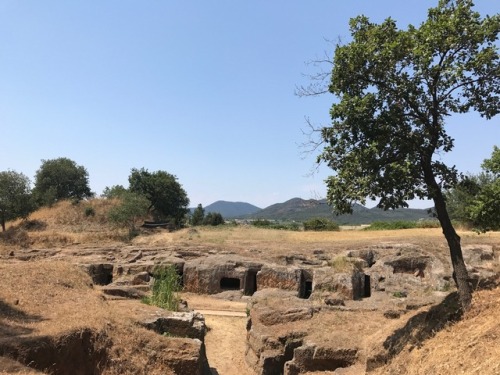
top-left (182, 294), bottom-right (254, 375)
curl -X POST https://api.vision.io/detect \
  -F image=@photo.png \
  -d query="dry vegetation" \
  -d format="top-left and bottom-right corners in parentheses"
top-left (0, 199), bottom-right (499, 374)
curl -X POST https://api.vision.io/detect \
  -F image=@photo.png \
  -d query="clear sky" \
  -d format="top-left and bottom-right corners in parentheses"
top-left (1, 1), bottom-right (498, 209)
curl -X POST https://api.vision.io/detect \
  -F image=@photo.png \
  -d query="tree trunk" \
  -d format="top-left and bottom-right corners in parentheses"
top-left (423, 164), bottom-right (472, 311)
top-left (1, 212), bottom-right (5, 232)
top-left (433, 193), bottom-right (472, 311)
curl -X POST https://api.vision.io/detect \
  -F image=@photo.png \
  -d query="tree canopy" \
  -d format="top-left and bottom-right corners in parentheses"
top-left (191, 204), bottom-right (205, 226)
top-left (108, 191), bottom-right (150, 237)
top-left (128, 168), bottom-right (189, 226)
top-left (0, 170), bottom-right (34, 231)
top-left (33, 157), bottom-right (92, 206)
top-left (310, 0), bottom-right (500, 310)
top-left (448, 146), bottom-right (500, 232)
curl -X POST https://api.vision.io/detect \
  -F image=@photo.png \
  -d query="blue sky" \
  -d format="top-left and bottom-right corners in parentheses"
top-left (1, 1), bottom-right (498, 209)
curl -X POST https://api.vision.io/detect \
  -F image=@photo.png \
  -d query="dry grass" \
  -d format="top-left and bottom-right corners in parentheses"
top-left (372, 287), bottom-right (500, 375)
top-left (1, 200), bottom-right (128, 252)
top-left (0, 261), bottom-right (111, 337)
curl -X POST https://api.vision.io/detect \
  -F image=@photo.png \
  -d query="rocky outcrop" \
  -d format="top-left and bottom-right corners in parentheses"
top-left (141, 311), bottom-right (207, 342)
top-left (311, 267), bottom-right (369, 300)
top-left (183, 255), bottom-right (262, 295)
top-left (257, 266), bottom-right (303, 294)
top-left (284, 344), bottom-right (358, 375)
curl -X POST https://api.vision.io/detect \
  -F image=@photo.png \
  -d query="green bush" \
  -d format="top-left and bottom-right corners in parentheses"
top-left (251, 219), bottom-right (301, 231)
top-left (84, 206), bottom-right (95, 217)
top-left (303, 218), bottom-right (340, 231)
top-left (364, 221), bottom-right (417, 230)
top-left (252, 219), bottom-right (273, 227)
top-left (203, 212), bottom-right (224, 226)
top-left (143, 265), bottom-right (181, 311)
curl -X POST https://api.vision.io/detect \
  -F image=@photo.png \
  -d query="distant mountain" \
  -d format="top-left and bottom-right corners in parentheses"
top-left (245, 198), bottom-right (432, 225)
top-left (203, 200), bottom-right (262, 218)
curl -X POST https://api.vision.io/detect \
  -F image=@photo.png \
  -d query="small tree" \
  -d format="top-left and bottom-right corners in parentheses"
top-left (108, 191), bottom-right (150, 237)
top-left (33, 157), bottom-right (92, 206)
top-left (203, 212), bottom-right (224, 226)
top-left (191, 204), bottom-right (205, 226)
top-left (303, 217), bottom-right (339, 231)
top-left (0, 171), bottom-right (34, 231)
top-left (302, 1), bottom-right (500, 310)
top-left (128, 168), bottom-right (190, 227)
top-left (448, 146), bottom-right (500, 232)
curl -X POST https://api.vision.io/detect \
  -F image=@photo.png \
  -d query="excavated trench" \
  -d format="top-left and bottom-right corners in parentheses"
top-left (0, 328), bottom-right (109, 374)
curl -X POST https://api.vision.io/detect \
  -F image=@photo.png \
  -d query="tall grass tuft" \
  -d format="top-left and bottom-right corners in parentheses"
top-left (144, 265), bottom-right (181, 311)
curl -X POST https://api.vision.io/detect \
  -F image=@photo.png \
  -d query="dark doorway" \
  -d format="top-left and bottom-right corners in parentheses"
top-left (244, 270), bottom-right (258, 296)
top-left (304, 281), bottom-right (313, 299)
top-left (220, 277), bottom-right (241, 291)
top-left (364, 275), bottom-right (371, 298)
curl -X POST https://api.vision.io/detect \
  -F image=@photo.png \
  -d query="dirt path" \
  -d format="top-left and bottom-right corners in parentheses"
top-left (182, 293), bottom-right (254, 375)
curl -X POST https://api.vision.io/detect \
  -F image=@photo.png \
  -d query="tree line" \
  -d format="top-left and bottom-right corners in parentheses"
top-left (0, 158), bottom-right (207, 233)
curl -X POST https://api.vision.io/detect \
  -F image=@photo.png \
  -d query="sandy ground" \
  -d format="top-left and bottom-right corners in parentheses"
top-left (182, 293), bottom-right (254, 375)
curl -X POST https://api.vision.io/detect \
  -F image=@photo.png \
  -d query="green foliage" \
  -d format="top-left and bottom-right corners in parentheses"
top-left (0, 170), bottom-right (34, 231)
top-left (84, 206), bottom-right (95, 217)
top-left (303, 217), bottom-right (339, 231)
top-left (143, 265), bottom-right (181, 311)
top-left (446, 146), bottom-right (500, 232)
top-left (33, 157), bottom-right (92, 207)
top-left (251, 219), bottom-right (273, 228)
top-left (364, 220), bottom-right (417, 230)
top-left (312, 1), bottom-right (500, 214)
top-left (305, 1), bottom-right (500, 310)
top-left (250, 219), bottom-right (300, 230)
top-left (203, 212), bottom-right (224, 226)
top-left (191, 204), bottom-right (205, 226)
top-left (102, 185), bottom-right (128, 199)
top-left (392, 291), bottom-right (408, 298)
top-left (108, 191), bottom-right (150, 236)
top-left (128, 168), bottom-right (189, 227)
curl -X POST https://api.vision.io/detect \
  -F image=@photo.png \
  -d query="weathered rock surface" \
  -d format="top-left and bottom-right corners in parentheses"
top-left (141, 311), bottom-right (207, 342)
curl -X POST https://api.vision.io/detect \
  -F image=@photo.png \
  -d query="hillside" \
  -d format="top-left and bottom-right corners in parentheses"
top-left (246, 198), bottom-right (432, 224)
top-left (203, 200), bottom-right (261, 218)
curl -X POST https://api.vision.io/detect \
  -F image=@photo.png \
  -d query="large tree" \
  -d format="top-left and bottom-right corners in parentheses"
top-left (307, 1), bottom-right (499, 310)
top-left (128, 168), bottom-right (189, 226)
top-left (0, 170), bottom-right (34, 231)
top-left (33, 157), bottom-right (93, 206)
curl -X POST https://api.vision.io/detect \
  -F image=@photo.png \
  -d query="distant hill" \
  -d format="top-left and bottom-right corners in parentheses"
top-left (245, 198), bottom-right (433, 225)
top-left (203, 200), bottom-right (262, 218)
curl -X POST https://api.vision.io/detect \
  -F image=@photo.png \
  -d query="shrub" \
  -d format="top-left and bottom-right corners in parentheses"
top-left (143, 265), bottom-right (181, 311)
top-left (84, 206), bottom-right (95, 217)
top-left (0, 227), bottom-right (30, 248)
top-left (303, 218), bottom-right (340, 231)
top-left (252, 219), bottom-right (273, 228)
top-left (364, 221), bottom-right (417, 231)
top-left (203, 212), bottom-right (224, 226)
